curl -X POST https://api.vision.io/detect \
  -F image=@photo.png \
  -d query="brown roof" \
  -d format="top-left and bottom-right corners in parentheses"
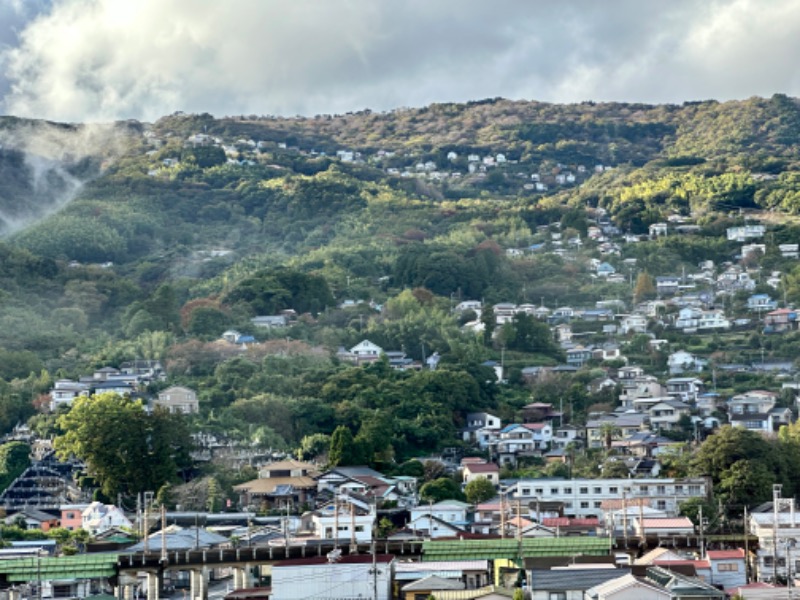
top-left (465, 463), bottom-right (499, 474)
top-left (233, 475), bottom-right (317, 495)
top-left (260, 459), bottom-right (320, 475)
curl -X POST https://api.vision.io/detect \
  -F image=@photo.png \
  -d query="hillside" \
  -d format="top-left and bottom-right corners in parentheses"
top-left (0, 96), bottom-right (797, 459)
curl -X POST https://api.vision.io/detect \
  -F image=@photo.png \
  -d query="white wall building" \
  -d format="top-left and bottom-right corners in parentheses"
top-left (272, 554), bottom-right (394, 600)
top-left (510, 477), bottom-right (709, 521)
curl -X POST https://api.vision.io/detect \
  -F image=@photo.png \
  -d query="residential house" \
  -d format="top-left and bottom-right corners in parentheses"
top-left (780, 243), bottom-right (800, 259)
top-left (49, 379), bottom-right (90, 412)
top-left (665, 377), bottom-right (703, 403)
top-left (394, 560), bottom-right (491, 591)
top-left (348, 339), bottom-right (383, 363)
top-left (764, 308), bottom-right (798, 333)
top-left (494, 423), bottom-right (553, 467)
top-left (596, 262), bottom-right (616, 277)
top-left (521, 402), bottom-right (560, 423)
top-left (727, 224), bottom-right (766, 242)
top-left (462, 412), bottom-right (502, 448)
top-left (655, 276), bottom-right (681, 296)
top-left (635, 516), bottom-right (695, 537)
top-left (584, 572), bottom-right (670, 599)
top-left (81, 502), bottom-right (133, 535)
top-left (529, 569), bottom-right (632, 600)
top-left (749, 496), bottom-right (800, 583)
top-left (586, 413), bottom-right (648, 450)
top-left (401, 576), bottom-right (464, 600)
top-left (667, 350), bottom-right (703, 375)
top-left (648, 400), bottom-right (691, 432)
top-left (566, 346), bottom-right (593, 367)
top-left (674, 307), bottom-right (702, 331)
top-left (60, 504), bottom-right (89, 531)
top-left (409, 500), bottom-right (472, 535)
top-left (649, 222), bottom-right (668, 237)
top-left (4, 508), bottom-right (59, 531)
top-left (748, 294), bottom-right (778, 313)
top-left (154, 385), bottom-right (198, 414)
top-left (233, 459), bottom-right (320, 510)
top-left (696, 310), bottom-right (730, 331)
top-left (552, 425), bottom-right (585, 449)
top-left (706, 549), bottom-right (747, 589)
top-left (619, 314), bottom-right (648, 334)
top-left (462, 462), bottom-right (500, 487)
top-left (251, 315), bottom-right (289, 328)
top-left (305, 496), bottom-right (375, 542)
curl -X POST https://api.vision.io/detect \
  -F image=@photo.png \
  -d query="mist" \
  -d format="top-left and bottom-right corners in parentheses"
top-left (0, 119), bottom-right (133, 235)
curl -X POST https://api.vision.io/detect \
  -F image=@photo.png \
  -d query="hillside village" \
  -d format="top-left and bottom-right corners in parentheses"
top-left (2, 98), bottom-right (800, 600)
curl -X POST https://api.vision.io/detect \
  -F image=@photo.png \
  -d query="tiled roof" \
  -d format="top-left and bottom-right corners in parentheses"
top-left (639, 517), bottom-right (694, 529)
top-left (707, 549), bottom-right (745, 560)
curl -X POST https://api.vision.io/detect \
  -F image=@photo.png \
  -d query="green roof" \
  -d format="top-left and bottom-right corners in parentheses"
top-left (422, 537), bottom-right (612, 562)
top-left (0, 554), bottom-right (118, 582)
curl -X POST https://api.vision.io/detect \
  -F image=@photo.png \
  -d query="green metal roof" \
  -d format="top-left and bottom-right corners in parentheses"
top-left (422, 537), bottom-right (612, 562)
top-left (0, 554), bottom-right (118, 582)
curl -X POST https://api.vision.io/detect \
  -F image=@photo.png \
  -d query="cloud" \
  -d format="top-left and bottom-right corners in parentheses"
top-left (1, 0), bottom-right (799, 122)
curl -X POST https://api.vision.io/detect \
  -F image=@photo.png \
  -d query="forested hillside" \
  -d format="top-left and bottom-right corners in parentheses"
top-left (0, 95), bottom-right (799, 496)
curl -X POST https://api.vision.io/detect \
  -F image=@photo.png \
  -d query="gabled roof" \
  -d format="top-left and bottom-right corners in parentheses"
top-left (401, 575), bottom-right (465, 592)
top-left (530, 568), bottom-right (631, 592)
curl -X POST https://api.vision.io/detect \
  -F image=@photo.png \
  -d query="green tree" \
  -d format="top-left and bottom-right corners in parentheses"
top-left (464, 477), bottom-right (497, 504)
top-left (0, 441), bottom-right (31, 491)
top-left (54, 394), bottom-right (192, 498)
top-left (328, 425), bottom-right (356, 467)
top-left (419, 477), bottom-right (465, 503)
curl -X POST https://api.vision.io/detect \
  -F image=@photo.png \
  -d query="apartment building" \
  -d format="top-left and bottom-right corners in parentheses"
top-left (509, 477), bottom-right (710, 521)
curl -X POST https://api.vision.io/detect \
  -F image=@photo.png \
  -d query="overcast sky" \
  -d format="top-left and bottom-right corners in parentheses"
top-left (1, 0), bottom-right (799, 123)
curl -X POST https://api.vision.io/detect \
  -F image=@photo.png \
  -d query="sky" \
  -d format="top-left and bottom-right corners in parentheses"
top-left (1, 0), bottom-right (800, 123)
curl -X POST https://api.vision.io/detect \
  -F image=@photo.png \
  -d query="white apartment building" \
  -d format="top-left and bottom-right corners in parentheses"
top-left (510, 477), bottom-right (709, 521)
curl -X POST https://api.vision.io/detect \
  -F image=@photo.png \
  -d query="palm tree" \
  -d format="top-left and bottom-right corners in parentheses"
top-left (599, 421), bottom-right (622, 455)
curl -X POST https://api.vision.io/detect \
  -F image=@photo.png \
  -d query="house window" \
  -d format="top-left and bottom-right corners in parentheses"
top-left (580, 502), bottom-right (589, 509)
top-left (564, 487), bottom-right (572, 494)
top-left (657, 500), bottom-right (667, 510)
top-left (549, 594), bottom-right (567, 600)
top-left (579, 487), bottom-right (588, 494)
top-left (657, 485), bottom-right (666, 495)
top-left (593, 487), bottom-right (602, 494)
top-left (550, 488), bottom-right (559, 495)
top-left (66, 512), bottom-right (74, 519)
top-left (718, 563), bottom-right (739, 572)
top-left (640, 485), bottom-right (649, 495)
top-left (521, 488), bottom-right (531, 496)
top-left (689, 485), bottom-right (701, 495)
top-left (764, 556), bottom-right (774, 567)
top-left (609, 487), bottom-right (618, 494)
top-left (594, 501), bottom-right (602, 508)
top-left (778, 558), bottom-right (786, 568)
top-left (535, 488), bottom-right (543, 495)
top-left (675, 485), bottom-right (684, 494)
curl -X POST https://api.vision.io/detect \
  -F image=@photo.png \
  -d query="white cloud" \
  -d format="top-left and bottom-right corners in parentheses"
top-left (1, 0), bottom-right (799, 122)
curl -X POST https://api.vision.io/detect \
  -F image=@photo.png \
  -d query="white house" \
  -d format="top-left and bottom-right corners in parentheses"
top-left (49, 379), bottom-right (90, 411)
top-left (348, 339), bottom-right (383, 363)
top-left (154, 386), bottom-right (198, 414)
top-left (409, 500), bottom-right (472, 533)
top-left (81, 502), bottom-right (133, 535)
top-left (667, 350), bottom-right (702, 375)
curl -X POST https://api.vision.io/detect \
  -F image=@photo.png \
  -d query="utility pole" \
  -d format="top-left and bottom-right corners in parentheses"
top-left (698, 505), bottom-right (704, 558)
